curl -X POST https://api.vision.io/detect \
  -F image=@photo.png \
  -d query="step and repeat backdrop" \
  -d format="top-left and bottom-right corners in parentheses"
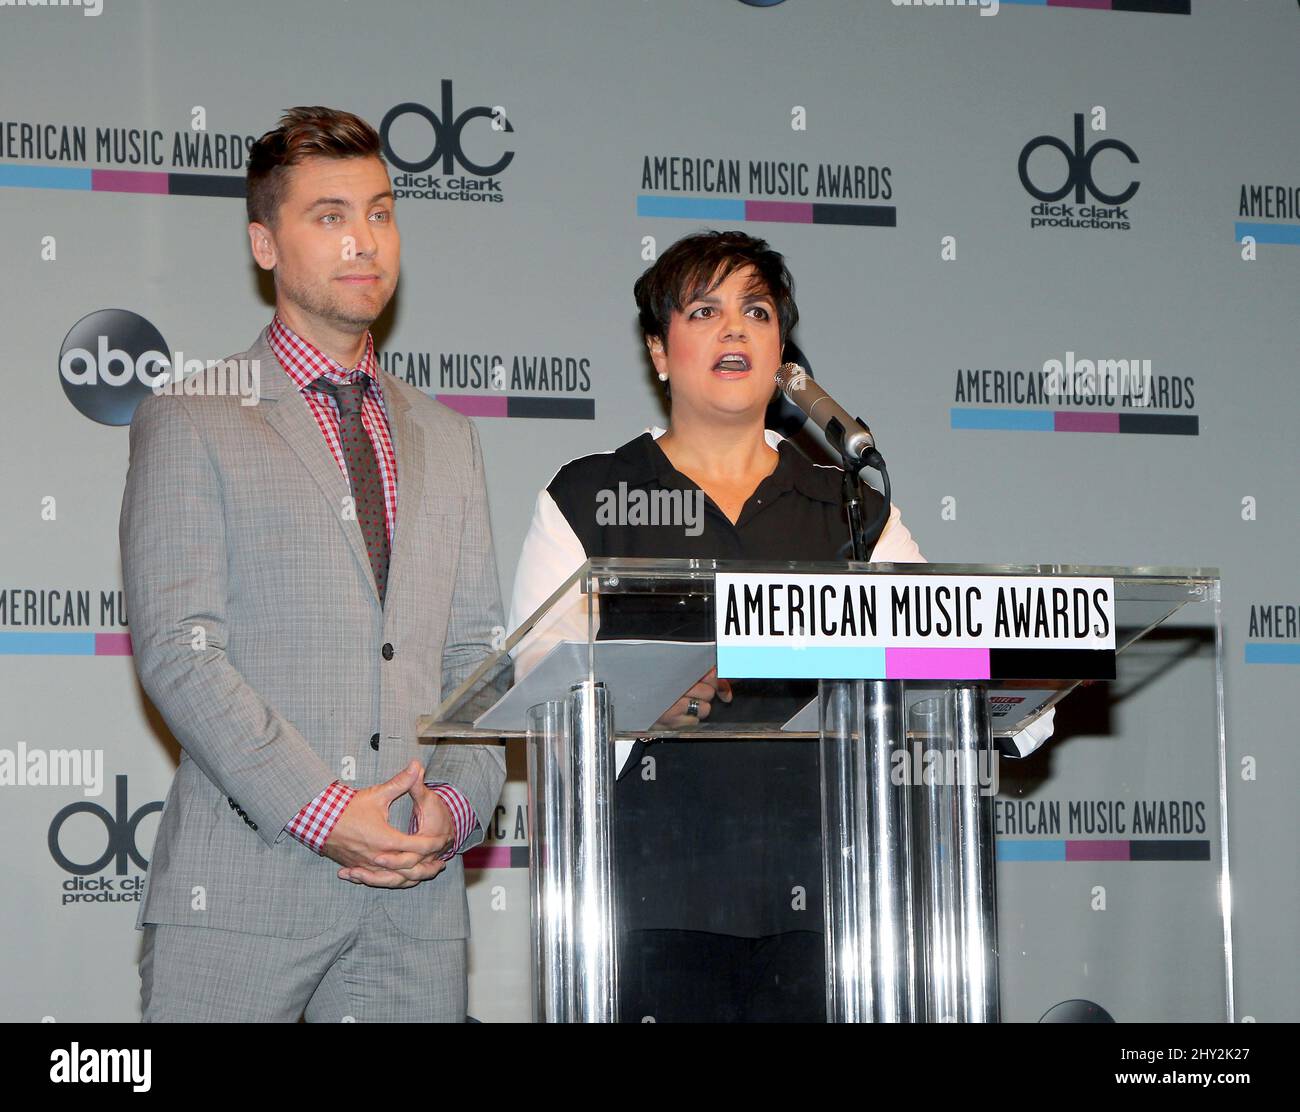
top-left (1, 0), bottom-right (1296, 1022)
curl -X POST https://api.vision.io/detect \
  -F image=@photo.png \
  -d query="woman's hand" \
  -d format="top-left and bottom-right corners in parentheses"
top-left (655, 666), bottom-right (733, 729)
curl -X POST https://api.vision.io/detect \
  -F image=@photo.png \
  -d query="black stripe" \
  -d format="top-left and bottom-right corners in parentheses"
top-left (811, 203), bottom-right (896, 227)
top-left (168, 172), bottom-right (246, 198)
top-left (507, 396), bottom-right (595, 420)
top-left (1112, 0), bottom-right (1190, 14)
top-left (1118, 412), bottom-right (1199, 436)
top-left (988, 648), bottom-right (1116, 680)
top-left (1129, 839), bottom-right (1211, 861)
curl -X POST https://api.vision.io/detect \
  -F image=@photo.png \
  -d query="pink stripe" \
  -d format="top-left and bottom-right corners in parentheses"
top-left (886, 647), bottom-right (989, 680)
top-left (436, 393), bottom-right (508, 418)
top-left (1054, 410), bottom-right (1119, 433)
top-left (92, 169), bottom-right (169, 195)
top-left (745, 200), bottom-right (814, 224)
top-left (1066, 840), bottom-right (1130, 861)
top-left (462, 845), bottom-right (513, 869)
top-left (94, 633), bottom-right (133, 656)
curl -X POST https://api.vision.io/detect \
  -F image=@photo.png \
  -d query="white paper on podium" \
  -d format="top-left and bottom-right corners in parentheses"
top-left (780, 686), bottom-right (1059, 736)
top-left (476, 637), bottom-right (716, 748)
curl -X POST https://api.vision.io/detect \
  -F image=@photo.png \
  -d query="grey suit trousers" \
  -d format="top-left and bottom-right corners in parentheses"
top-left (140, 886), bottom-right (466, 1022)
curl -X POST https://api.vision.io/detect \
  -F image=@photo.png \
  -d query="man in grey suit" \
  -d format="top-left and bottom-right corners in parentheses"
top-left (120, 106), bottom-right (509, 1021)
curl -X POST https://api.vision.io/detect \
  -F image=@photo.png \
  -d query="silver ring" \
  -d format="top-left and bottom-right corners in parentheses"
top-left (686, 697), bottom-right (700, 718)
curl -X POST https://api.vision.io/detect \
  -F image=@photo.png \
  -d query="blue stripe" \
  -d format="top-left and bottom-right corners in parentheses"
top-left (950, 407), bottom-right (1054, 431)
top-left (1244, 643), bottom-right (1300, 664)
top-left (997, 839), bottom-right (1065, 862)
top-left (717, 645), bottom-right (886, 680)
top-left (1236, 222), bottom-right (1300, 246)
top-left (0, 164), bottom-right (92, 191)
top-left (637, 195), bottom-right (746, 220)
top-left (0, 632), bottom-right (96, 655)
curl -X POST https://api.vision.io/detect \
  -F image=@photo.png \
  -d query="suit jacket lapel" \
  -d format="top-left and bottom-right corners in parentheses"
top-left (257, 332), bottom-right (380, 605)
top-left (381, 375), bottom-right (426, 602)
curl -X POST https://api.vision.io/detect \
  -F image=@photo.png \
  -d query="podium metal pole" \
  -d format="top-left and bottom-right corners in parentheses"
top-left (820, 678), bottom-right (916, 1022)
top-left (525, 679), bottom-right (618, 1022)
top-left (950, 686), bottom-right (999, 1023)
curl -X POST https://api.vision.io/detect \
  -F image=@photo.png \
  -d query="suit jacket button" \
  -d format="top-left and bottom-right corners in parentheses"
top-left (370, 733), bottom-right (380, 751)
top-left (381, 643), bottom-right (394, 661)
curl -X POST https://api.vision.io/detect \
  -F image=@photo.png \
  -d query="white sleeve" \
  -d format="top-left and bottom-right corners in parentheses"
top-left (507, 489), bottom-right (594, 679)
top-left (870, 501), bottom-right (925, 564)
top-left (1004, 706), bottom-right (1055, 759)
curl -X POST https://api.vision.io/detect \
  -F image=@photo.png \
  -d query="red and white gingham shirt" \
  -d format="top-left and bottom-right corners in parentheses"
top-left (269, 317), bottom-right (476, 860)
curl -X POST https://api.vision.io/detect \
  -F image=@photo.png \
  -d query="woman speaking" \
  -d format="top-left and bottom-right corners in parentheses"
top-left (508, 230), bottom-right (926, 1021)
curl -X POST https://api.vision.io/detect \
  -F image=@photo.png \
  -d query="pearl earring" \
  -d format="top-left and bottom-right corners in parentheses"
top-left (658, 373), bottom-right (668, 382)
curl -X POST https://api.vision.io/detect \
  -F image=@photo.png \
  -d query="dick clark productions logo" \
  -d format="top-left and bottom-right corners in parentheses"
top-left (48, 775), bottom-right (162, 877)
top-left (1018, 112), bottom-right (1140, 206)
top-left (380, 79), bottom-right (515, 177)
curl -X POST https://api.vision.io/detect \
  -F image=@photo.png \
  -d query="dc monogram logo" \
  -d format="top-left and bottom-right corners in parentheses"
top-left (1018, 113), bottom-right (1140, 206)
top-left (380, 80), bottom-right (515, 177)
top-left (48, 775), bottom-right (163, 876)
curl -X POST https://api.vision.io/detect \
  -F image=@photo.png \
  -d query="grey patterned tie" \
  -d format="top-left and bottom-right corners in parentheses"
top-left (310, 376), bottom-right (390, 604)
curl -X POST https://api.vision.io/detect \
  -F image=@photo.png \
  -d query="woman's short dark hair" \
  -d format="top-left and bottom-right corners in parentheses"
top-left (634, 230), bottom-right (798, 349)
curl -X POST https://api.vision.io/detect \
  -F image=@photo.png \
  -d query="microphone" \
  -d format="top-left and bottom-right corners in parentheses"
top-left (774, 362), bottom-right (879, 467)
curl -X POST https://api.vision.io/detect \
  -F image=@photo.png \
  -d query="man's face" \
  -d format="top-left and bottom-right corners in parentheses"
top-left (249, 155), bottom-right (400, 334)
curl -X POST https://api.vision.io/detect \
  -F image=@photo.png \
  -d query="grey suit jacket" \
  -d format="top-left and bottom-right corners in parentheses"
top-left (120, 328), bottom-right (509, 941)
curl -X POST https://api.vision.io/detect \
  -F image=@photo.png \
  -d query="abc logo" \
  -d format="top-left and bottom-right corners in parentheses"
top-left (1018, 113), bottom-right (1140, 206)
top-left (381, 79), bottom-right (515, 177)
top-left (58, 309), bottom-right (171, 426)
top-left (48, 775), bottom-right (163, 876)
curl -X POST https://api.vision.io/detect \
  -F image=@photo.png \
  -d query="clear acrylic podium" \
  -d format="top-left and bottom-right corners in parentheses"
top-left (422, 559), bottom-right (1233, 1023)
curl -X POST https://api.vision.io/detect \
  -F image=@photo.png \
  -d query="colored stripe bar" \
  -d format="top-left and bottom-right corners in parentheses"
top-left (436, 394), bottom-right (508, 418)
top-left (998, 839), bottom-right (1210, 861)
top-left (1118, 412), bottom-right (1199, 435)
top-left (1130, 839), bottom-right (1210, 861)
top-left (1236, 222), bottom-right (1300, 246)
top-left (637, 195), bottom-right (745, 220)
top-left (951, 408), bottom-right (1054, 431)
top-left (434, 395), bottom-right (594, 420)
top-left (1245, 643), bottom-right (1300, 664)
top-left (988, 648), bottom-right (1115, 680)
top-left (1066, 839), bottom-right (1129, 861)
top-left (997, 840), bottom-right (1065, 862)
top-left (462, 844), bottom-right (529, 869)
top-left (1002, 0), bottom-right (1189, 10)
top-left (638, 194), bottom-right (896, 227)
top-left (952, 408), bottom-right (1197, 435)
top-left (0, 163), bottom-right (244, 198)
top-left (170, 172), bottom-right (245, 198)
top-left (92, 169), bottom-right (168, 195)
top-left (1055, 411), bottom-right (1118, 433)
top-left (0, 164), bottom-right (91, 190)
top-left (885, 647), bottom-right (989, 680)
top-left (0, 632), bottom-right (95, 655)
top-left (718, 645), bottom-right (887, 680)
top-left (95, 633), bottom-right (133, 656)
top-left (507, 396), bottom-right (594, 420)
